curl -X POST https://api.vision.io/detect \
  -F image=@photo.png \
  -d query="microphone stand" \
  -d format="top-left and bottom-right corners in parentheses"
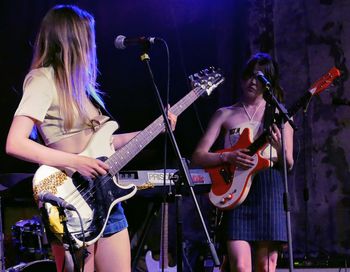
top-left (302, 110), bottom-right (310, 265)
top-left (139, 45), bottom-right (220, 271)
top-left (263, 87), bottom-right (295, 272)
top-left (58, 207), bottom-right (80, 272)
top-left (0, 196), bottom-right (4, 271)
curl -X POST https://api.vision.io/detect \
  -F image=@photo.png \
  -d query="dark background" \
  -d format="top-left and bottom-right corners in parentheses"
top-left (0, 0), bottom-right (246, 174)
top-left (1, 0), bottom-right (350, 269)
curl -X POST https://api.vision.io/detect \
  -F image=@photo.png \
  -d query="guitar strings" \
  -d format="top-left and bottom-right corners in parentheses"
top-left (61, 117), bottom-right (167, 210)
top-left (59, 88), bottom-right (190, 208)
top-left (54, 84), bottom-right (212, 210)
top-left (61, 175), bottom-right (111, 211)
top-left (68, 119), bottom-right (165, 207)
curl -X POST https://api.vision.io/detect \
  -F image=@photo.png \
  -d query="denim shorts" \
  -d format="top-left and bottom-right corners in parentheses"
top-left (102, 202), bottom-right (128, 237)
top-left (44, 202), bottom-right (128, 242)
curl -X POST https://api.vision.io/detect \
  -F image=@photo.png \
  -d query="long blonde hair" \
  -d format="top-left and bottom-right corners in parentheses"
top-left (31, 5), bottom-right (104, 130)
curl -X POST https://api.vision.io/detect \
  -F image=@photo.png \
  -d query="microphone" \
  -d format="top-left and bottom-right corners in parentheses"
top-left (114, 35), bottom-right (158, 50)
top-left (38, 192), bottom-right (76, 211)
top-left (255, 71), bottom-right (271, 89)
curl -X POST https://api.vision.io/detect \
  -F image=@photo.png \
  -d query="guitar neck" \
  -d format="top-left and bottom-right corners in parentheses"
top-left (247, 90), bottom-right (313, 155)
top-left (106, 86), bottom-right (206, 176)
top-left (160, 202), bottom-right (169, 268)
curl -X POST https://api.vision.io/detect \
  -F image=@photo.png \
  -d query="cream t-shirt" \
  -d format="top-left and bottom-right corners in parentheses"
top-left (15, 67), bottom-right (113, 145)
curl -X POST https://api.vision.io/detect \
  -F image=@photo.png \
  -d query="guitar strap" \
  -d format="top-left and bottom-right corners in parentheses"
top-left (263, 102), bottom-right (277, 170)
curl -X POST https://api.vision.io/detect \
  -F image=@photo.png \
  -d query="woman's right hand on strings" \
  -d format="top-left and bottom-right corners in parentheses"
top-left (221, 148), bottom-right (255, 169)
top-left (72, 155), bottom-right (110, 178)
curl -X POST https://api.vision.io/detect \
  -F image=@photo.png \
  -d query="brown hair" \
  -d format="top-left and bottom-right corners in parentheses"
top-left (242, 52), bottom-right (284, 102)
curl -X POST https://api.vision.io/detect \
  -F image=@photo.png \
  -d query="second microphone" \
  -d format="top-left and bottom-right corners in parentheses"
top-left (114, 35), bottom-right (159, 50)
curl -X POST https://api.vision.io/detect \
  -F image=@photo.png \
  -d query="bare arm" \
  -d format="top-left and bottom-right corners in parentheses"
top-left (6, 116), bottom-right (109, 177)
top-left (285, 122), bottom-right (294, 169)
top-left (191, 109), bottom-right (225, 167)
top-left (270, 122), bottom-right (294, 170)
top-left (192, 108), bottom-right (255, 169)
top-left (112, 131), bottom-right (140, 150)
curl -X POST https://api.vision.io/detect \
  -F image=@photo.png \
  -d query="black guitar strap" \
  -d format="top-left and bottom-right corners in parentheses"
top-left (263, 103), bottom-right (276, 132)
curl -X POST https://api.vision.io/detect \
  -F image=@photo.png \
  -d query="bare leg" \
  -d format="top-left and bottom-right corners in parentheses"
top-left (227, 240), bottom-right (252, 272)
top-left (51, 228), bottom-right (131, 271)
top-left (82, 244), bottom-right (96, 272)
top-left (253, 241), bottom-right (279, 272)
top-left (94, 228), bottom-right (131, 272)
top-left (51, 243), bottom-right (66, 272)
top-left (51, 242), bottom-right (96, 272)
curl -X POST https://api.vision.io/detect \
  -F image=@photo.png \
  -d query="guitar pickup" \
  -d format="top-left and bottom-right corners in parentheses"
top-left (219, 167), bottom-right (232, 184)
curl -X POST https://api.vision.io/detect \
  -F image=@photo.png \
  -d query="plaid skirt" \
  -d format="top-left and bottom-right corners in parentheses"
top-left (223, 167), bottom-right (287, 242)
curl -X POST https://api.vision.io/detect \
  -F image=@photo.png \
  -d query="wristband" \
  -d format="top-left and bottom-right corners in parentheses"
top-left (219, 152), bottom-right (225, 164)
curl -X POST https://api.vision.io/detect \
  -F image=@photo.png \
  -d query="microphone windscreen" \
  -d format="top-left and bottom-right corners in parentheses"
top-left (114, 35), bottom-right (126, 50)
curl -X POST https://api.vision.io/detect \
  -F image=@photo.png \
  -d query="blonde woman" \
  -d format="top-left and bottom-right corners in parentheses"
top-left (6, 5), bottom-right (176, 272)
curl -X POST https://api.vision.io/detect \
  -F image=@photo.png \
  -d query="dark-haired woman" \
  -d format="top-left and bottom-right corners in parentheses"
top-left (192, 53), bottom-right (293, 272)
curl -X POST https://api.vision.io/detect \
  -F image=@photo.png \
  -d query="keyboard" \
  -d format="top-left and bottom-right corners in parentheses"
top-left (117, 169), bottom-right (212, 196)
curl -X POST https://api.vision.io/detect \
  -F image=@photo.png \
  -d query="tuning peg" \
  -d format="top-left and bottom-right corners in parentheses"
top-left (189, 67), bottom-right (224, 91)
top-left (199, 70), bottom-right (206, 76)
top-left (200, 79), bottom-right (208, 85)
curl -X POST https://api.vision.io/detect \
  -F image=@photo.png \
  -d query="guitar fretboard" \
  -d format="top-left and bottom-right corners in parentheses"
top-left (160, 202), bottom-right (169, 268)
top-left (106, 76), bottom-right (224, 176)
top-left (247, 91), bottom-right (313, 155)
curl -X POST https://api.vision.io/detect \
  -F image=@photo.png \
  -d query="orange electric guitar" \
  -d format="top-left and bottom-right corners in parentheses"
top-left (206, 67), bottom-right (341, 210)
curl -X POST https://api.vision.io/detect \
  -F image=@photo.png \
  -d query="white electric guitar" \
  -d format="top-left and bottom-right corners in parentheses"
top-left (145, 202), bottom-right (176, 272)
top-left (32, 68), bottom-right (224, 248)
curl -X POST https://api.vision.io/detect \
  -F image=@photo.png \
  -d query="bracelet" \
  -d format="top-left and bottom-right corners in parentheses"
top-left (219, 152), bottom-right (225, 164)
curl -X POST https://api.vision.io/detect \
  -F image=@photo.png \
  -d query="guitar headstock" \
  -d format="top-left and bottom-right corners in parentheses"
top-left (189, 67), bottom-right (225, 96)
top-left (309, 66), bottom-right (341, 95)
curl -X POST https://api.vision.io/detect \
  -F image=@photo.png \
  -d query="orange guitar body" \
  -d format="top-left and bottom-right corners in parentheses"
top-left (206, 127), bottom-right (271, 210)
top-left (206, 66), bottom-right (341, 210)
